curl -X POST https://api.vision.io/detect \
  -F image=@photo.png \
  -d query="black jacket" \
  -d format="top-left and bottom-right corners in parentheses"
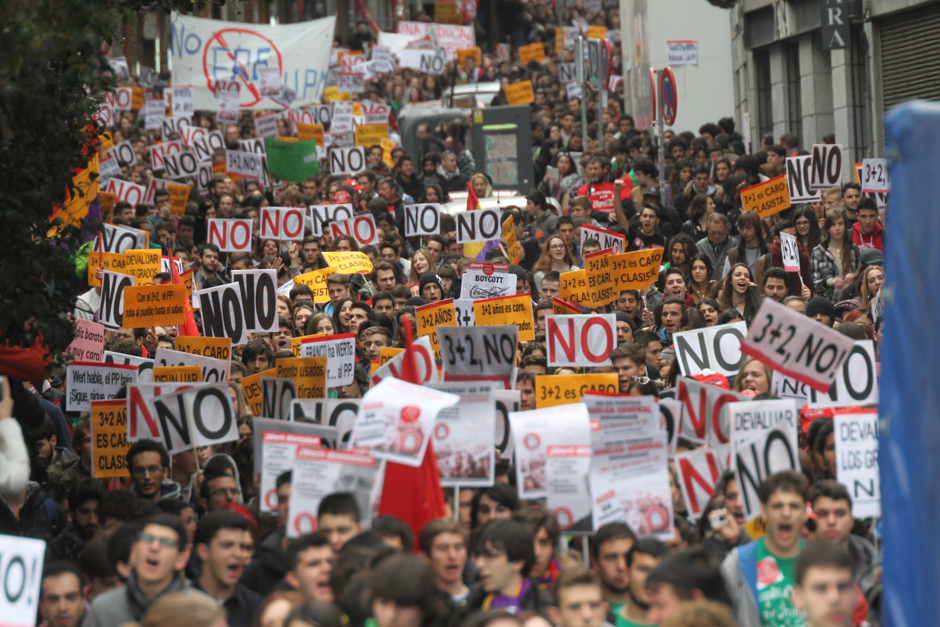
top-left (0, 482), bottom-right (67, 560)
top-left (194, 581), bottom-right (264, 627)
top-left (239, 527), bottom-right (286, 597)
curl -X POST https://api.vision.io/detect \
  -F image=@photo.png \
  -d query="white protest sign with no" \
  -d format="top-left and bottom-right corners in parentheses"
top-left (208, 218), bottom-right (253, 253)
top-left (97, 271), bottom-right (135, 331)
top-left (153, 347), bottom-right (231, 383)
top-left (770, 340), bottom-right (879, 408)
top-left (330, 214), bottom-right (380, 247)
top-left (672, 320), bottom-right (748, 377)
top-left (404, 203), bottom-right (441, 237)
top-left (455, 208), bottom-right (500, 244)
top-left (733, 424), bottom-right (800, 522)
top-left (580, 224), bottom-right (625, 254)
top-left (0, 535), bottom-right (46, 627)
top-left (545, 314), bottom-right (616, 367)
top-left (438, 325), bottom-right (517, 383)
top-left (232, 269), bottom-right (279, 333)
top-left (370, 336), bottom-right (438, 387)
top-left (674, 446), bottom-right (728, 520)
top-left (675, 376), bottom-right (748, 446)
top-left (198, 283), bottom-right (249, 347)
top-left (146, 382), bottom-right (239, 455)
top-left (809, 143), bottom-right (844, 191)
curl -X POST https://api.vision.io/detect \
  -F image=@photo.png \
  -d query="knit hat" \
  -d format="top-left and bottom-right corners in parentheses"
top-left (404, 296), bottom-right (427, 308)
top-left (859, 248), bottom-right (884, 267)
top-left (806, 296), bottom-right (836, 321)
top-left (418, 272), bottom-right (442, 296)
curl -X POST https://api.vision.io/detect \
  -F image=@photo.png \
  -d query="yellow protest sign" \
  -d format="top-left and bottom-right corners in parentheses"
top-left (175, 336), bottom-right (232, 362)
top-left (379, 347), bottom-right (404, 366)
top-left (741, 174), bottom-right (791, 218)
top-left (91, 399), bottom-right (130, 478)
top-left (276, 356), bottom-right (327, 399)
top-left (324, 87), bottom-right (351, 102)
top-left (87, 251), bottom-right (127, 287)
top-left (297, 123), bottom-right (325, 146)
top-left (153, 366), bottom-right (202, 382)
top-left (583, 250), bottom-right (618, 307)
top-left (502, 216), bottom-right (520, 264)
top-left (588, 26), bottom-right (608, 39)
top-left (131, 87), bottom-right (145, 110)
top-left (355, 124), bottom-right (389, 147)
top-left (434, 1), bottom-right (463, 24)
top-left (241, 367), bottom-right (277, 416)
top-left (124, 249), bottom-right (161, 285)
top-left (122, 284), bottom-right (187, 328)
top-left (560, 269), bottom-right (591, 307)
top-left (535, 373), bottom-right (619, 408)
top-left (382, 137), bottom-right (396, 169)
top-left (181, 269), bottom-right (196, 310)
top-left (518, 42), bottom-right (546, 65)
top-left (552, 298), bottom-right (581, 315)
top-left (100, 191), bottom-right (116, 224)
top-left (610, 248), bottom-right (664, 290)
top-left (322, 251), bottom-right (373, 274)
top-left (294, 268), bottom-right (333, 303)
top-left (505, 81), bottom-right (535, 106)
top-left (457, 47), bottom-right (482, 67)
top-left (167, 183), bottom-right (190, 217)
top-left (291, 334), bottom-right (325, 356)
top-left (474, 294), bottom-right (534, 341)
top-left (416, 299), bottom-right (457, 362)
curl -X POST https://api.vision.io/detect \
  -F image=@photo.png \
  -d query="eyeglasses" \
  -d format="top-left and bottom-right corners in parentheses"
top-left (132, 465), bottom-right (163, 477)
top-left (139, 533), bottom-right (178, 549)
top-left (632, 376), bottom-right (651, 385)
top-left (549, 244), bottom-right (566, 251)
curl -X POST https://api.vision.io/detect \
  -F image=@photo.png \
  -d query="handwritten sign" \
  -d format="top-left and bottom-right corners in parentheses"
top-left (67, 319), bottom-right (105, 362)
top-left (91, 399), bottom-right (130, 478)
top-left (741, 175), bottom-right (791, 218)
top-left (321, 251), bottom-right (373, 274)
top-left (276, 356), bottom-right (328, 399)
top-left (535, 373), bottom-right (618, 408)
top-left (474, 294), bottom-right (534, 341)
top-left (505, 81), bottom-right (535, 105)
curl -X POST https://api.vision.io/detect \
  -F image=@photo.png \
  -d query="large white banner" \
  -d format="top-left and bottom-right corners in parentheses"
top-left (170, 15), bottom-right (336, 109)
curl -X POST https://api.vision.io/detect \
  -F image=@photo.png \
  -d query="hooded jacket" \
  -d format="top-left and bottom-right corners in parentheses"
top-left (852, 220), bottom-right (884, 252)
top-left (82, 571), bottom-right (207, 627)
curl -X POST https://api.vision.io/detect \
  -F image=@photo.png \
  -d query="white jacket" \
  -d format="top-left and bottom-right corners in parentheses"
top-left (0, 419), bottom-right (30, 496)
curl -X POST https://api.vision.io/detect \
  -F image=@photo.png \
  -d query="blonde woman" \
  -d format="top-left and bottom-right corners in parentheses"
top-left (408, 249), bottom-right (437, 283)
top-left (732, 357), bottom-right (773, 395)
top-left (140, 592), bottom-right (225, 627)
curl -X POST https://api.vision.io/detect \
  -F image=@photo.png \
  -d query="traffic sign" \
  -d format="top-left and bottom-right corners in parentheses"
top-left (660, 67), bottom-right (678, 126)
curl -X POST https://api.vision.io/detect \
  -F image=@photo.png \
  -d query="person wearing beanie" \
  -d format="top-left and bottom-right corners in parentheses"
top-left (859, 247), bottom-right (884, 267)
top-left (404, 296), bottom-right (427, 308)
top-left (806, 296), bottom-right (836, 327)
top-left (419, 272), bottom-right (443, 303)
top-left (614, 312), bottom-right (636, 344)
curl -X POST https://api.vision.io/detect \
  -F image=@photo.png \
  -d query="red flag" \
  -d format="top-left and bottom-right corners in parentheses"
top-left (376, 321), bottom-right (448, 550)
top-left (467, 182), bottom-right (482, 211)
top-left (169, 251), bottom-right (200, 337)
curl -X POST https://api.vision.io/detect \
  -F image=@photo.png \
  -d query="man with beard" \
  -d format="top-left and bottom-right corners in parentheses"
top-left (614, 539), bottom-right (668, 627)
top-left (39, 563), bottom-right (86, 627)
top-left (590, 523), bottom-right (637, 619)
top-left (50, 480), bottom-right (104, 561)
top-left (577, 156), bottom-right (631, 220)
top-left (194, 512), bottom-right (263, 627)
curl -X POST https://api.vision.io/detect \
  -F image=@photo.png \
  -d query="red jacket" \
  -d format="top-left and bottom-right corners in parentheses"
top-left (853, 220), bottom-right (884, 251)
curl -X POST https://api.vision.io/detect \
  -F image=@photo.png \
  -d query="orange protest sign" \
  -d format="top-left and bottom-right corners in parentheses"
top-left (276, 356), bottom-right (327, 399)
top-left (609, 248), bottom-right (665, 290)
top-left (505, 81), bottom-right (535, 106)
top-left (741, 175), bottom-right (791, 218)
top-left (91, 400), bottom-right (129, 478)
top-left (297, 123), bottom-right (325, 146)
top-left (293, 268), bottom-right (333, 304)
top-left (167, 183), bottom-right (190, 217)
top-left (535, 373), bottom-right (619, 408)
top-left (87, 251), bottom-right (127, 288)
top-left (131, 87), bottom-right (145, 110)
top-left (153, 366), bottom-right (202, 382)
top-left (474, 294), bottom-right (534, 341)
top-left (416, 299), bottom-right (457, 362)
top-left (434, 1), bottom-right (463, 24)
top-left (552, 297), bottom-right (581, 315)
top-left (181, 269), bottom-right (196, 310)
top-left (588, 26), bottom-right (608, 40)
top-left (355, 124), bottom-right (389, 147)
top-left (122, 284), bottom-right (187, 328)
top-left (100, 191), bottom-right (116, 224)
top-left (175, 336), bottom-right (232, 362)
top-left (324, 87), bottom-right (351, 102)
top-left (518, 42), bottom-right (546, 65)
top-left (583, 249), bottom-right (619, 307)
top-left (321, 251), bottom-right (373, 274)
top-left (382, 137), bottom-right (396, 169)
top-left (457, 47), bottom-right (482, 67)
top-left (560, 269), bottom-right (591, 308)
top-left (123, 249), bottom-right (161, 286)
top-left (502, 216), bottom-right (521, 264)
top-left (241, 367), bottom-right (277, 416)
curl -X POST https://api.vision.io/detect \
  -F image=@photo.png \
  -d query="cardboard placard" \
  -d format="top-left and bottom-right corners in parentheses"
top-left (733, 425), bottom-right (800, 522)
top-left (473, 294), bottom-right (534, 341)
top-left (153, 346), bottom-right (230, 383)
top-left (580, 223), bottom-right (626, 253)
top-left (144, 382), bottom-right (240, 455)
top-left (122, 284), bottom-right (187, 328)
top-left (430, 382), bottom-right (498, 488)
top-left (276, 356), bottom-right (328, 399)
top-left (460, 265), bottom-right (516, 300)
top-left (174, 336), bottom-right (232, 362)
top-left (91, 399), bottom-right (130, 478)
top-left (505, 81), bottom-right (535, 105)
top-left (534, 373), bottom-right (618, 408)
top-left (0, 535), bottom-right (46, 627)
top-left (198, 282), bottom-right (249, 346)
top-left (741, 175), bottom-right (791, 218)
top-left (518, 42), bottom-right (546, 65)
top-left (153, 365), bottom-right (203, 382)
top-left (456, 47), bottom-right (482, 67)
top-left (675, 376), bottom-right (748, 446)
top-left (123, 249), bottom-right (161, 286)
top-left (833, 408), bottom-right (880, 517)
top-left (455, 207), bottom-right (501, 244)
top-left (298, 333), bottom-right (357, 387)
top-left (438, 325), bottom-right (517, 384)
top-left (297, 123), bottom-right (325, 146)
top-left (672, 320), bottom-right (749, 378)
top-left (674, 446), bottom-right (729, 520)
top-left (552, 297), bottom-right (581, 315)
top-left (241, 367), bottom-right (277, 417)
top-left (66, 361), bottom-right (138, 412)
top-left (508, 402), bottom-right (591, 500)
top-left (354, 124), bottom-right (389, 147)
top-left (502, 215), bottom-right (521, 264)
top-left (67, 319), bottom-right (105, 362)
top-left (97, 270), bottom-right (135, 330)
top-left (416, 299), bottom-right (457, 362)
top-left (321, 251), bottom-right (373, 274)
top-left (545, 314), bottom-right (617, 367)
top-left (404, 203), bottom-right (441, 237)
top-left (560, 269), bottom-right (591, 307)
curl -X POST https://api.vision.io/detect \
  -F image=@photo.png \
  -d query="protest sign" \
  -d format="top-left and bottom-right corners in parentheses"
top-left (293, 269), bottom-right (331, 304)
top-left (309, 203), bottom-right (355, 236)
top-left (67, 319), bottom-right (105, 362)
top-left (453, 299), bottom-right (476, 327)
top-left (502, 215), bottom-right (520, 264)
top-left (474, 294), bottom-right (534, 341)
top-left (810, 144), bottom-right (844, 191)
top-left (208, 219), bottom-right (253, 253)
top-left (330, 214), bottom-right (380, 247)
top-left (66, 361), bottom-right (138, 412)
top-left (582, 249), bottom-right (616, 306)
top-left (560, 270), bottom-right (591, 307)
top-left (153, 347), bottom-right (230, 383)
top-left (298, 333), bottom-right (357, 387)
top-left (434, 1), bottom-right (462, 23)
top-left (337, 71), bottom-right (364, 94)
top-left (97, 270), bottom-right (134, 329)
top-left (286, 446), bottom-right (378, 538)
top-left (266, 138), bottom-right (320, 182)
top-left (122, 284), bottom-right (187, 328)
top-left (291, 399), bottom-right (360, 449)
top-left (589, 432), bottom-right (673, 538)
top-left (672, 320), bottom-right (748, 377)
top-left (215, 80), bottom-right (241, 121)
top-left (260, 207), bottom-right (305, 241)
top-left (163, 152), bottom-right (201, 181)
top-left (733, 425), bottom-right (800, 522)
top-left (170, 16), bottom-right (336, 109)
top-left (518, 42), bottom-right (546, 65)
top-left (584, 394), bottom-right (662, 448)
top-left (740, 175), bottom-right (790, 218)
top-left (728, 399), bottom-right (799, 456)
top-left (297, 123), bottom-right (325, 146)
top-left (144, 382), bottom-right (239, 454)
top-left (226, 150), bottom-right (262, 179)
top-left (91, 399), bottom-right (130, 478)
top-left (291, 334), bottom-right (325, 356)
top-left (580, 224), bottom-right (626, 253)
top-left (742, 298), bottom-right (856, 392)
top-left (153, 366), bottom-right (202, 382)
top-left (258, 430), bottom-right (322, 511)
top-left (552, 298), bottom-right (580, 315)
top-left (199, 282), bottom-right (249, 346)
top-left (372, 46), bottom-right (394, 72)
top-left (674, 446), bottom-right (728, 520)
top-left (416, 299), bottom-right (457, 363)
top-left (94, 223), bottom-right (148, 254)
top-left (353, 378), bottom-right (459, 467)
top-left (780, 231), bottom-right (801, 272)
top-left (770, 340), bottom-right (878, 408)
top-left (675, 376), bottom-right (748, 446)
top-left (259, 377), bottom-right (297, 420)
top-left (240, 367), bottom-right (276, 417)
top-left (559, 62), bottom-right (577, 83)
top-left (329, 146), bottom-right (367, 176)
top-left (232, 269), bottom-right (279, 333)
top-left (404, 203), bottom-right (441, 237)
top-left (174, 337), bottom-right (231, 364)
top-left (455, 208), bottom-right (501, 244)
top-left (394, 22), bottom-right (474, 59)
top-left (834, 408), bottom-right (880, 517)
top-left (609, 248), bottom-right (665, 292)
top-left (460, 263), bottom-right (515, 300)
top-left (86, 251), bottom-right (126, 290)
top-left (860, 158), bottom-right (890, 193)
top-left (438, 325), bottom-right (516, 385)
top-left (104, 351), bottom-right (154, 383)
top-left (0, 534), bottom-right (46, 627)
top-left (354, 124), bottom-right (388, 147)
top-left (545, 314), bottom-right (616, 367)
top-left (535, 373), bottom-right (618, 408)
top-left (785, 156), bottom-right (821, 203)
top-left (430, 382), bottom-right (497, 487)
top-left (505, 81), bottom-right (535, 106)
top-left (276, 357), bottom-right (327, 399)
top-left (509, 402), bottom-right (591, 500)
top-left (369, 336), bottom-right (438, 386)
top-left (547, 441), bottom-right (592, 530)
top-left (456, 47), bottom-right (482, 67)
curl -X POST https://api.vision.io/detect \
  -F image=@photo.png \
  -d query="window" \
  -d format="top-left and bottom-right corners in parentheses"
top-left (785, 42), bottom-right (803, 147)
top-left (849, 25), bottom-right (873, 162)
top-left (755, 50), bottom-right (773, 141)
